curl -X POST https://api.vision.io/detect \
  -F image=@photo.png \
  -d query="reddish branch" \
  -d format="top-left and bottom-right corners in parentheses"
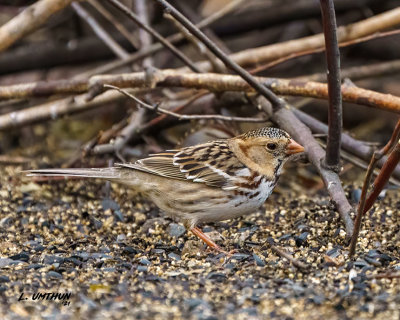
top-left (349, 119), bottom-right (400, 256)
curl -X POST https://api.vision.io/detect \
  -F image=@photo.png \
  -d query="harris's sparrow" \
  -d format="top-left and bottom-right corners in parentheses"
top-left (27, 127), bottom-right (304, 253)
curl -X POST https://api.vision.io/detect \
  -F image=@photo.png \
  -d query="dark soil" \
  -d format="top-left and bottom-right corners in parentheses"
top-left (0, 165), bottom-right (399, 319)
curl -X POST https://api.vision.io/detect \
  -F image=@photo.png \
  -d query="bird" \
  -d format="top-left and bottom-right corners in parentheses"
top-left (27, 127), bottom-right (304, 254)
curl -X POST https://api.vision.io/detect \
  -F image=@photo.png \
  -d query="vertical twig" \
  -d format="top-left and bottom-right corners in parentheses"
top-left (71, 2), bottom-right (130, 60)
top-left (134, 0), bottom-right (153, 68)
top-left (349, 119), bottom-right (400, 257)
top-left (319, 0), bottom-right (342, 172)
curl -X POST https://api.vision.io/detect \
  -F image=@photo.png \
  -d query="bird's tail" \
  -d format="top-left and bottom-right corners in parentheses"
top-left (26, 167), bottom-right (123, 180)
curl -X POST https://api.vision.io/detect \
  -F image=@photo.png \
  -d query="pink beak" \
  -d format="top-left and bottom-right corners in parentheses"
top-left (286, 139), bottom-right (305, 155)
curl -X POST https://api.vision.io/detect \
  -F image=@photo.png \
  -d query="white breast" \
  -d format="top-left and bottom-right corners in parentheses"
top-left (195, 177), bottom-right (275, 223)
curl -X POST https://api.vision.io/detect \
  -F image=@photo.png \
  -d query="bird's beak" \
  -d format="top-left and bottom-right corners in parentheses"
top-left (286, 139), bottom-right (305, 155)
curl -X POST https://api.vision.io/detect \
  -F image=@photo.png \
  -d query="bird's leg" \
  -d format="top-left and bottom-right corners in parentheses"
top-left (190, 227), bottom-right (230, 255)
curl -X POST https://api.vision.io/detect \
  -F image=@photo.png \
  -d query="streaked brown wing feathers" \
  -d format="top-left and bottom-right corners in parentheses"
top-left (117, 141), bottom-right (246, 188)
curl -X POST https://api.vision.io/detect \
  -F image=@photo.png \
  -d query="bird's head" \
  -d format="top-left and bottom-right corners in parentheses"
top-left (228, 127), bottom-right (304, 179)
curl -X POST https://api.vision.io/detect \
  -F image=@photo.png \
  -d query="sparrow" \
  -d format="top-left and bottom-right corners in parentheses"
top-left (27, 127), bottom-right (304, 253)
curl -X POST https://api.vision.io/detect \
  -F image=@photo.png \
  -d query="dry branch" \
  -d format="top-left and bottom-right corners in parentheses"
top-left (91, 6), bottom-right (400, 76)
top-left (106, 0), bottom-right (200, 73)
top-left (349, 119), bottom-right (400, 256)
top-left (88, 0), bottom-right (139, 49)
top-left (2, 71), bottom-right (400, 131)
top-left (319, 0), bottom-right (342, 172)
top-left (293, 108), bottom-right (400, 181)
top-left (0, 91), bottom-right (127, 130)
top-left (0, 0), bottom-right (80, 53)
top-left (250, 29), bottom-right (400, 76)
top-left (104, 84), bottom-right (268, 123)
top-left (72, 2), bottom-right (129, 60)
top-left (195, 7), bottom-right (400, 72)
top-left (260, 99), bottom-right (355, 237)
top-left (2, 71), bottom-right (400, 115)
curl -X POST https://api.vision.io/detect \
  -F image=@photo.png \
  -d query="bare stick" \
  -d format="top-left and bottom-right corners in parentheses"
top-left (363, 140), bottom-right (400, 213)
top-left (306, 58), bottom-right (400, 82)
top-left (320, 0), bottom-right (342, 172)
top-left (72, 2), bottom-right (130, 60)
top-left (88, 0), bottom-right (139, 49)
top-left (4, 71), bottom-right (400, 116)
top-left (106, 0), bottom-right (200, 73)
top-left (266, 239), bottom-right (308, 270)
top-left (261, 100), bottom-right (354, 237)
top-left (153, 0), bottom-right (285, 109)
top-left (173, 1), bottom-right (231, 54)
top-left (0, 0), bottom-right (79, 53)
top-left (164, 13), bottom-right (224, 72)
top-left (367, 272), bottom-right (400, 280)
top-left (79, 6), bottom-right (400, 77)
top-left (349, 119), bottom-right (400, 257)
top-left (204, 7), bottom-right (400, 71)
top-left (104, 84), bottom-right (268, 123)
top-left (250, 29), bottom-right (400, 76)
top-left (0, 90), bottom-right (129, 130)
top-left (3, 71), bottom-right (400, 130)
top-left (293, 108), bottom-right (400, 181)
top-left (134, 0), bottom-right (153, 68)
top-left (93, 108), bottom-right (146, 156)
top-left (92, 91), bottom-right (211, 155)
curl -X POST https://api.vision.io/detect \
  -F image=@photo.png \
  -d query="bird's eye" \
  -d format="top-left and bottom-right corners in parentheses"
top-left (267, 143), bottom-right (277, 150)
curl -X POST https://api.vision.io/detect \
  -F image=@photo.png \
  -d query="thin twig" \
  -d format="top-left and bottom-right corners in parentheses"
top-left (72, 2), bottom-right (130, 60)
top-left (319, 0), bottom-right (342, 172)
top-left (104, 84), bottom-right (268, 123)
top-left (106, 0), bottom-right (200, 73)
top-left (266, 240), bottom-right (308, 270)
top-left (164, 13), bottom-right (224, 72)
top-left (134, 0), bottom-right (153, 68)
top-left (3, 71), bottom-right (400, 131)
top-left (349, 119), bottom-right (400, 257)
top-left (92, 108), bottom-right (146, 157)
top-left (195, 0), bottom-right (245, 30)
top-left (88, 0), bottom-right (139, 48)
top-left (258, 98), bottom-right (354, 237)
top-left (250, 29), bottom-right (400, 76)
top-left (2, 71), bottom-right (400, 116)
top-left (153, 0), bottom-right (285, 110)
top-left (0, 0), bottom-right (79, 53)
top-left (367, 272), bottom-right (400, 279)
top-left (172, 1), bottom-right (231, 54)
top-left (78, 6), bottom-right (400, 78)
top-left (293, 108), bottom-right (400, 182)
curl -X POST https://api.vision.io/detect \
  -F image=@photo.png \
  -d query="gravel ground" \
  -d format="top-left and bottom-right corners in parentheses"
top-left (0, 165), bottom-right (399, 320)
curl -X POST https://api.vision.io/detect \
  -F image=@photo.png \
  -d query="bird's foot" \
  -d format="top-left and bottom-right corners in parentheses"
top-left (210, 246), bottom-right (237, 258)
top-left (190, 227), bottom-right (236, 257)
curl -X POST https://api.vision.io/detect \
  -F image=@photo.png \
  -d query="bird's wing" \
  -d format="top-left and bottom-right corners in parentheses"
top-left (117, 141), bottom-right (246, 189)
